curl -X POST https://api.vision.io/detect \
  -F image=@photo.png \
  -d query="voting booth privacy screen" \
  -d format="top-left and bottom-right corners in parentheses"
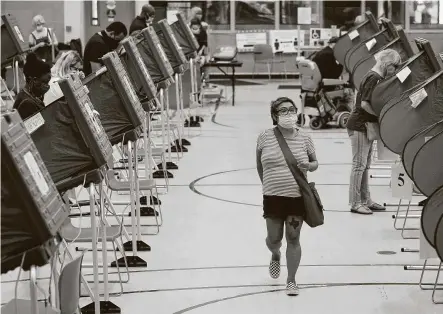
top-left (83, 52), bottom-right (145, 144)
top-left (371, 40), bottom-right (441, 116)
top-left (119, 36), bottom-right (157, 103)
top-left (169, 13), bottom-right (199, 59)
top-left (157, 19), bottom-right (187, 72)
top-left (27, 74), bottom-right (112, 186)
top-left (1, 14), bottom-right (28, 65)
top-left (132, 27), bottom-right (174, 84)
top-left (1, 111), bottom-right (69, 274)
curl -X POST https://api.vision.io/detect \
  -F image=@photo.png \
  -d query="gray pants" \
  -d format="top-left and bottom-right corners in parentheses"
top-left (348, 129), bottom-right (373, 207)
top-left (266, 216), bottom-right (303, 283)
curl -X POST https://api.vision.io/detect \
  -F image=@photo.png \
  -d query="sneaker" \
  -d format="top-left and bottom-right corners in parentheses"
top-left (286, 282), bottom-right (299, 296)
top-left (350, 205), bottom-right (373, 215)
top-left (367, 202), bottom-right (386, 211)
top-left (269, 259), bottom-right (280, 279)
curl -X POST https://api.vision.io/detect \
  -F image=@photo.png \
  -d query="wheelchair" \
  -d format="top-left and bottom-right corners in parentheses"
top-left (296, 58), bottom-right (352, 130)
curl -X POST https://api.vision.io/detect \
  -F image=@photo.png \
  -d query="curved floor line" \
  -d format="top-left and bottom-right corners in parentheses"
top-left (2, 263), bottom-right (418, 284)
top-left (171, 282), bottom-right (418, 313)
top-left (210, 101), bottom-right (237, 129)
top-left (189, 168), bottom-right (393, 210)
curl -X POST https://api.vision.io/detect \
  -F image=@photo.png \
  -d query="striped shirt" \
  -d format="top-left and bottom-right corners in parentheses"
top-left (257, 128), bottom-right (315, 197)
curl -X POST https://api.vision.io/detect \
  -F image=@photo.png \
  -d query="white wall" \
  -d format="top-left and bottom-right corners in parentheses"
top-left (134, 0), bottom-right (148, 16)
top-left (64, 0), bottom-right (85, 45)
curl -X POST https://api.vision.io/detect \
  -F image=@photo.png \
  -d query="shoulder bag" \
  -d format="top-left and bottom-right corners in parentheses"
top-left (273, 127), bottom-right (324, 228)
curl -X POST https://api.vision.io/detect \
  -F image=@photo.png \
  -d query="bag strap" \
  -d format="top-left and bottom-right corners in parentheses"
top-left (273, 127), bottom-right (309, 186)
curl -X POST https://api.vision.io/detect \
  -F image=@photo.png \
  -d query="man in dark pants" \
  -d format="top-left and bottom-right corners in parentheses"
top-left (129, 4), bottom-right (155, 35)
top-left (83, 21), bottom-right (127, 76)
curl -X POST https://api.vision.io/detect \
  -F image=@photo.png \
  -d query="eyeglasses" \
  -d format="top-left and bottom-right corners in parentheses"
top-left (276, 107), bottom-right (297, 116)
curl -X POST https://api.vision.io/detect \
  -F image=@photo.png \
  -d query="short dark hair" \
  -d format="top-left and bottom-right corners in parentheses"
top-left (106, 21), bottom-right (128, 36)
top-left (270, 97), bottom-right (297, 125)
top-left (23, 52), bottom-right (51, 80)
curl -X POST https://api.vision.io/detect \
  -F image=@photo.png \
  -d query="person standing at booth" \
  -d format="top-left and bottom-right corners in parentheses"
top-left (13, 52), bottom-right (51, 120)
top-left (129, 4), bottom-right (155, 35)
top-left (28, 15), bottom-right (59, 64)
top-left (346, 49), bottom-right (401, 215)
top-left (83, 21), bottom-right (128, 76)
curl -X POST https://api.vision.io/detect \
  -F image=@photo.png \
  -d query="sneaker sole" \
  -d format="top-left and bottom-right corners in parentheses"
top-left (350, 209), bottom-right (373, 215)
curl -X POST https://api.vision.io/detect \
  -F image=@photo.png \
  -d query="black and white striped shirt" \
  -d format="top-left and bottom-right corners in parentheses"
top-left (257, 128), bottom-right (315, 197)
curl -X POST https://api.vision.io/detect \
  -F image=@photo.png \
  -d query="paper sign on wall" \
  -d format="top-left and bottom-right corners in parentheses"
top-left (236, 32), bottom-right (267, 52)
top-left (297, 7), bottom-right (312, 25)
top-left (409, 88), bottom-right (428, 108)
top-left (391, 163), bottom-right (413, 200)
top-left (268, 30), bottom-right (305, 53)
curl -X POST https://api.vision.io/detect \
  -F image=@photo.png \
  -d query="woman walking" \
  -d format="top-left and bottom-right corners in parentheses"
top-left (256, 97), bottom-right (318, 296)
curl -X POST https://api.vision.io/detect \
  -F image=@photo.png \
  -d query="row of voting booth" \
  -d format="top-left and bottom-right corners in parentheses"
top-left (333, 11), bottom-right (443, 305)
top-left (1, 12), bottom-right (209, 314)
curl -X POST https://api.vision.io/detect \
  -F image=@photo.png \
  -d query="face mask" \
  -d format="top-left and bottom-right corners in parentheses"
top-left (36, 25), bottom-right (44, 32)
top-left (278, 114), bottom-right (297, 129)
top-left (31, 79), bottom-right (50, 96)
top-left (384, 64), bottom-right (397, 77)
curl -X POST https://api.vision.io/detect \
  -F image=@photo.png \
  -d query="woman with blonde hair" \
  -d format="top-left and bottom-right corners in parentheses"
top-left (346, 49), bottom-right (401, 215)
top-left (44, 50), bottom-right (83, 105)
top-left (29, 15), bottom-right (58, 63)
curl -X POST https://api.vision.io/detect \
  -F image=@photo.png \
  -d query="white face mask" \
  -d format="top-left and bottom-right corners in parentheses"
top-left (278, 114), bottom-right (297, 129)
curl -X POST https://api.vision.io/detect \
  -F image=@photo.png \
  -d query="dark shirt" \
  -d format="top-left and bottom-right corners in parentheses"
top-left (13, 89), bottom-right (45, 120)
top-left (129, 16), bottom-right (147, 35)
top-left (83, 31), bottom-right (118, 76)
top-left (312, 46), bottom-right (343, 79)
top-left (346, 70), bottom-right (381, 132)
top-left (194, 29), bottom-right (208, 55)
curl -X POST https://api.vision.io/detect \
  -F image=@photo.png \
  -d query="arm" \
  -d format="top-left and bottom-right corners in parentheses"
top-left (256, 131), bottom-right (266, 183)
top-left (360, 74), bottom-right (380, 117)
top-left (300, 134), bottom-right (318, 172)
top-left (28, 33), bottom-right (36, 47)
top-left (256, 148), bottom-right (263, 183)
top-left (361, 101), bottom-right (376, 115)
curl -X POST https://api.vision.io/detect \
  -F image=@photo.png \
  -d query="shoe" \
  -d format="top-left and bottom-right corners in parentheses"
top-left (269, 259), bottom-right (280, 279)
top-left (350, 205), bottom-right (373, 215)
top-left (367, 202), bottom-right (386, 211)
top-left (286, 282), bottom-right (299, 296)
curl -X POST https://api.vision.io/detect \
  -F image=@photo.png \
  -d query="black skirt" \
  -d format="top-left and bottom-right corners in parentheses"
top-left (263, 195), bottom-right (306, 219)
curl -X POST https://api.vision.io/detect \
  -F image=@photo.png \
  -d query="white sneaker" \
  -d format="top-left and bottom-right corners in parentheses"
top-left (286, 282), bottom-right (299, 296)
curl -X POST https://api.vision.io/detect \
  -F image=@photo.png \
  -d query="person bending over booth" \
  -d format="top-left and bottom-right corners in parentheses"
top-left (83, 21), bottom-right (128, 76)
top-left (129, 4), bottom-right (155, 35)
top-left (13, 53), bottom-right (51, 120)
top-left (190, 18), bottom-right (210, 85)
top-left (346, 49), bottom-right (401, 215)
top-left (312, 37), bottom-right (343, 80)
top-left (44, 51), bottom-right (84, 105)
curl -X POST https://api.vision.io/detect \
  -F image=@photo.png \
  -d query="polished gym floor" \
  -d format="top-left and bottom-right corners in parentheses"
top-left (1, 80), bottom-right (442, 313)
